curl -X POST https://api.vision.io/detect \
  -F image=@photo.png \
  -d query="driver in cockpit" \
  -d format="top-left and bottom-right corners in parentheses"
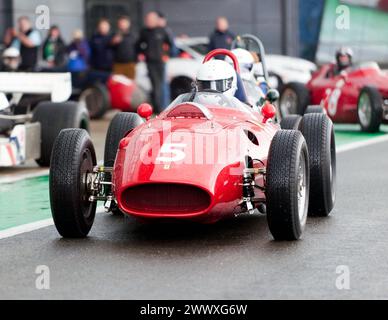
top-left (335, 47), bottom-right (353, 75)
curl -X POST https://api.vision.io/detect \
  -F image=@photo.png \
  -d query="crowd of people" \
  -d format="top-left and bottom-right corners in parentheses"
top-left (1, 13), bottom-right (236, 111)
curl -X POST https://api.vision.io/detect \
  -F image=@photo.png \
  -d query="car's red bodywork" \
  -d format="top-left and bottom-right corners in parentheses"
top-left (307, 63), bottom-right (388, 123)
top-left (112, 102), bottom-right (278, 223)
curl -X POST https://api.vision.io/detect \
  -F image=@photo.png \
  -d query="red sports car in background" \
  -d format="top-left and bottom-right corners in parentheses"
top-left (279, 62), bottom-right (388, 132)
top-left (49, 49), bottom-right (336, 241)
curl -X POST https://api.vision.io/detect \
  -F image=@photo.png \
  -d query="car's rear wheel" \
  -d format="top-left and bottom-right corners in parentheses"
top-left (104, 112), bottom-right (144, 214)
top-left (357, 86), bottom-right (382, 133)
top-left (305, 105), bottom-right (326, 114)
top-left (50, 129), bottom-right (96, 238)
top-left (266, 130), bottom-right (310, 241)
top-left (280, 115), bottom-right (302, 130)
top-left (300, 113), bottom-right (336, 216)
top-left (79, 83), bottom-right (110, 119)
top-left (32, 101), bottom-right (89, 167)
top-left (279, 82), bottom-right (310, 117)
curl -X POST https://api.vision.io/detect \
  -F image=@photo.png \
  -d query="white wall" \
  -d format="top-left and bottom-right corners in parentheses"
top-left (12, 0), bottom-right (84, 42)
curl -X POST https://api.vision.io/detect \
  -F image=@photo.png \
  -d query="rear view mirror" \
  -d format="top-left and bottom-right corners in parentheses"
top-left (266, 89), bottom-right (280, 103)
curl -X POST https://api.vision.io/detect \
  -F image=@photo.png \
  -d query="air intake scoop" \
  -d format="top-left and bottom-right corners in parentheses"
top-left (165, 103), bottom-right (213, 120)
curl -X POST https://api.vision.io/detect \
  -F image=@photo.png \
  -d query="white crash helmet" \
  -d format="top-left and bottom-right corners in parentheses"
top-left (2, 47), bottom-right (21, 71)
top-left (225, 48), bottom-right (255, 73)
top-left (196, 59), bottom-right (237, 99)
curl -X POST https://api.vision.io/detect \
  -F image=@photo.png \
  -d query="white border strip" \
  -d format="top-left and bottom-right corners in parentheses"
top-left (337, 134), bottom-right (388, 153)
top-left (0, 169), bottom-right (49, 184)
top-left (0, 218), bottom-right (53, 240)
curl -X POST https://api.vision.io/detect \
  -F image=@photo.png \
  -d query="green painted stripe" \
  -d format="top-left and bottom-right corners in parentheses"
top-left (334, 124), bottom-right (388, 146)
top-left (0, 175), bottom-right (51, 231)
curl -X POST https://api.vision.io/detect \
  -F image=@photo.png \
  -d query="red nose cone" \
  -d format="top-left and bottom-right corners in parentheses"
top-left (262, 102), bottom-right (276, 123)
top-left (137, 103), bottom-right (153, 120)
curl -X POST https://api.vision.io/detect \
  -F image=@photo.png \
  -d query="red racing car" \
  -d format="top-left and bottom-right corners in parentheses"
top-left (279, 62), bottom-right (388, 132)
top-left (49, 49), bottom-right (336, 241)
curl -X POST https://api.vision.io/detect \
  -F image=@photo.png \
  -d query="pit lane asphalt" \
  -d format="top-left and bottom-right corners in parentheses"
top-left (1, 138), bottom-right (388, 300)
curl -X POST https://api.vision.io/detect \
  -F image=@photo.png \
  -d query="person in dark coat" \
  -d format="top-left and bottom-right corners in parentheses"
top-left (111, 16), bottom-right (137, 79)
top-left (89, 18), bottom-right (114, 72)
top-left (136, 12), bottom-right (173, 113)
top-left (208, 17), bottom-right (235, 53)
top-left (42, 25), bottom-right (67, 68)
top-left (3, 16), bottom-right (42, 71)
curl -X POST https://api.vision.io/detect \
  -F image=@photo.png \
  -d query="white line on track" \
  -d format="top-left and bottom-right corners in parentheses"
top-left (1, 134), bottom-right (388, 240)
top-left (0, 169), bottom-right (49, 184)
top-left (0, 218), bottom-right (53, 240)
top-left (337, 134), bottom-right (388, 154)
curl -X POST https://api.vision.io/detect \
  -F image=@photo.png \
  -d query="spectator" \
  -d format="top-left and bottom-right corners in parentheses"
top-left (156, 11), bottom-right (177, 108)
top-left (42, 25), bottom-right (67, 68)
top-left (1, 47), bottom-right (21, 72)
top-left (136, 11), bottom-right (173, 113)
top-left (208, 17), bottom-right (235, 53)
top-left (3, 16), bottom-right (41, 71)
top-left (111, 16), bottom-right (137, 79)
top-left (67, 29), bottom-right (90, 73)
top-left (89, 18), bottom-right (113, 72)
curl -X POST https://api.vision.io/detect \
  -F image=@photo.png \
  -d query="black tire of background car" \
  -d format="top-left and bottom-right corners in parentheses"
top-left (357, 86), bottom-right (383, 133)
top-left (280, 82), bottom-right (310, 116)
top-left (280, 115), bottom-right (302, 130)
top-left (170, 76), bottom-right (194, 100)
top-left (305, 105), bottom-right (325, 114)
top-left (49, 129), bottom-right (97, 238)
top-left (268, 72), bottom-right (284, 92)
top-left (104, 112), bottom-right (144, 215)
top-left (32, 101), bottom-right (89, 167)
top-left (300, 113), bottom-right (336, 216)
top-left (266, 130), bottom-right (310, 241)
top-left (79, 83), bottom-right (111, 119)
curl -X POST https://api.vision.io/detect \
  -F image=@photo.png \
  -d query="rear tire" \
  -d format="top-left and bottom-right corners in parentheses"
top-left (305, 105), bottom-right (325, 114)
top-left (266, 130), bottom-right (310, 241)
top-left (104, 112), bottom-right (143, 214)
top-left (79, 83), bottom-right (110, 119)
top-left (279, 82), bottom-right (310, 117)
top-left (33, 101), bottom-right (89, 167)
top-left (50, 129), bottom-right (96, 238)
top-left (300, 114), bottom-right (336, 216)
top-left (280, 115), bottom-right (302, 130)
top-left (357, 86), bottom-right (382, 133)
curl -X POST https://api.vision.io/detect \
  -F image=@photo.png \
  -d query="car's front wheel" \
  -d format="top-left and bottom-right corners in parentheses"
top-left (357, 86), bottom-right (382, 133)
top-left (266, 130), bottom-right (310, 241)
top-left (50, 129), bottom-right (97, 238)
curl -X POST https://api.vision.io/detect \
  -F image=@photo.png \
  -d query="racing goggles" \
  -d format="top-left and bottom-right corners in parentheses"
top-left (197, 77), bottom-right (233, 93)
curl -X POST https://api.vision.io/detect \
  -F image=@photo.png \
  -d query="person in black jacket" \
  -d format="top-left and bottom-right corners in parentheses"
top-left (136, 11), bottom-right (173, 113)
top-left (89, 18), bottom-right (114, 72)
top-left (111, 16), bottom-right (137, 79)
top-left (42, 25), bottom-right (67, 69)
top-left (3, 16), bottom-right (42, 71)
top-left (208, 17), bottom-right (235, 53)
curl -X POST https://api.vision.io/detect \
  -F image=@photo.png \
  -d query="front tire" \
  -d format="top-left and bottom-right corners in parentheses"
top-left (357, 86), bottom-right (382, 133)
top-left (266, 130), bottom-right (310, 241)
top-left (300, 114), bottom-right (336, 216)
top-left (50, 129), bottom-right (97, 238)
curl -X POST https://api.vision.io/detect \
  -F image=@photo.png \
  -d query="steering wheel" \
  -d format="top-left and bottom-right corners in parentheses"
top-left (203, 49), bottom-right (240, 74)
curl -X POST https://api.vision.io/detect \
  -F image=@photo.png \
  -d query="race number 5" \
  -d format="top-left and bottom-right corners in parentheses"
top-left (156, 143), bottom-right (186, 162)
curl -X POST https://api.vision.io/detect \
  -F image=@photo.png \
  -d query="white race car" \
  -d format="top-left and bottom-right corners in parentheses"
top-left (135, 37), bottom-right (316, 100)
top-left (0, 72), bottom-right (89, 167)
